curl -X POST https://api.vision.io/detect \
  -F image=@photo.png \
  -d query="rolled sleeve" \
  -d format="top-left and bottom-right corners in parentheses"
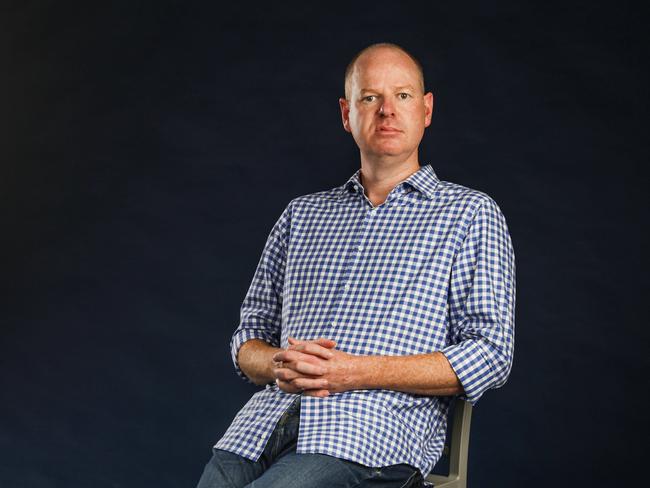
top-left (441, 197), bottom-right (516, 406)
top-left (230, 202), bottom-right (292, 384)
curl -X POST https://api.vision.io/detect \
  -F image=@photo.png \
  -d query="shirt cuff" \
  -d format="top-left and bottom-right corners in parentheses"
top-left (230, 323), bottom-right (280, 385)
top-left (440, 340), bottom-right (499, 406)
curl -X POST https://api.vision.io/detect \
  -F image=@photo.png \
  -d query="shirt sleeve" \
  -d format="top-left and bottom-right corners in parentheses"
top-left (440, 197), bottom-right (516, 406)
top-left (230, 201), bottom-right (292, 384)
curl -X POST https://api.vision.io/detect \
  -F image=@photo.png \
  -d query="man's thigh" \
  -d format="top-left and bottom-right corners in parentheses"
top-left (196, 448), bottom-right (265, 488)
top-left (243, 452), bottom-right (423, 488)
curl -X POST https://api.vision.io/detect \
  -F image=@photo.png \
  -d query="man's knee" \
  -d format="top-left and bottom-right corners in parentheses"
top-left (197, 449), bottom-right (261, 488)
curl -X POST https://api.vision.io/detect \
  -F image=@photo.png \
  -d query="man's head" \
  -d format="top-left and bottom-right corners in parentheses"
top-left (339, 43), bottom-right (433, 165)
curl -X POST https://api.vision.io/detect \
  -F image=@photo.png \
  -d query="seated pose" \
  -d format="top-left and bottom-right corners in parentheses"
top-left (197, 42), bottom-right (516, 488)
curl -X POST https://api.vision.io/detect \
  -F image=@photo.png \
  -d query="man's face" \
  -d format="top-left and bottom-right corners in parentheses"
top-left (339, 48), bottom-right (433, 163)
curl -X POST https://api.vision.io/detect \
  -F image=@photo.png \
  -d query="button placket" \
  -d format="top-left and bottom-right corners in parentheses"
top-left (329, 204), bottom-right (374, 333)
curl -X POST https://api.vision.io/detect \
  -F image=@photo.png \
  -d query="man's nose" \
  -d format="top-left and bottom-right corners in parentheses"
top-left (379, 98), bottom-right (395, 116)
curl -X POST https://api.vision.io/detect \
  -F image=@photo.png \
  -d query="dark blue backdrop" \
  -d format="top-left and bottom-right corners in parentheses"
top-left (2, 1), bottom-right (647, 486)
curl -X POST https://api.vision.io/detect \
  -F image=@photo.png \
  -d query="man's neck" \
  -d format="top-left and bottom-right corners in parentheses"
top-left (358, 156), bottom-right (421, 207)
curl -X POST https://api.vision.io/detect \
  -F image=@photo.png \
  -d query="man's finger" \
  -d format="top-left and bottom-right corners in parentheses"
top-left (276, 378), bottom-right (302, 394)
top-left (273, 349), bottom-right (327, 367)
top-left (291, 376), bottom-right (329, 390)
top-left (276, 369), bottom-right (328, 388)
top-left (302, 388), bottom-right (330, 397)
top-left (274, 367), bottom-right (319, 382)
top-left (289, 342), bottom-right (335, 359)
top-left (292, 360), bottom-right (326, 376)
top-left (275, 367), bottom-right (331, 396)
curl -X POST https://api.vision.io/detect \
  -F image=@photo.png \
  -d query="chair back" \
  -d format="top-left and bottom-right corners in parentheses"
top-left (424, 398), bottom-right (473, 488)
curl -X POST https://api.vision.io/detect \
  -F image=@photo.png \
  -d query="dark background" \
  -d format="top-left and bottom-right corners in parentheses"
top-left (1, 1), bottom-right (647, 486)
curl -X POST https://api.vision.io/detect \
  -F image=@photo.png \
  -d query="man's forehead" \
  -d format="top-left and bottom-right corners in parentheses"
top-left (351, 63), bottom-right (422, 90)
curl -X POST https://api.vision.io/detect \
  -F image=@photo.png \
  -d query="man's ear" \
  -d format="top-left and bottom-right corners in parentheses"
top-left (424, 92), bottom-right (434, 127)
top-left (339, 97), bottom-right (351, 133)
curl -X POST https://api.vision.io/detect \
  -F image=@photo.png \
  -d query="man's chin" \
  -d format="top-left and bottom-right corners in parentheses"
top-left (367, 146), bottom-right (406, 159)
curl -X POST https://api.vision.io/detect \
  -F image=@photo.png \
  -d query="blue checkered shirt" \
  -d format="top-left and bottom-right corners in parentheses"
top-left (214, 163), bottom-right (516, 477)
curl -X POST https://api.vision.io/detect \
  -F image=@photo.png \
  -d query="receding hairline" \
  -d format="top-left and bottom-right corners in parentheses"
top-left (344, 43), bottom-right (425, 99)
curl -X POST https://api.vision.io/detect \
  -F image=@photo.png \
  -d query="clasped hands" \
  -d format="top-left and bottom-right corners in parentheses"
top-left (272, 337), bottom-right (358, 397)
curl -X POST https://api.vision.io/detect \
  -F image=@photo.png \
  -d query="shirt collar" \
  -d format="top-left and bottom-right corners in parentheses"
top-left (339, 163), bottom-right (440, 200)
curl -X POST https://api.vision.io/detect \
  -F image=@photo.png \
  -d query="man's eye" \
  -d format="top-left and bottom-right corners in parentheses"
top-left (363, 96), bottom-right (376, 102)
top-left (398, 93), bottom-right (411, 100)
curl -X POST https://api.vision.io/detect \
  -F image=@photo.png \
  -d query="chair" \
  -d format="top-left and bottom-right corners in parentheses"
top-left (424, 398), bottom-right (473, 488)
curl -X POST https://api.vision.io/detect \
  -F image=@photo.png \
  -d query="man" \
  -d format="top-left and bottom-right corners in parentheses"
top-left (197, 42), bottom-right (516, 488)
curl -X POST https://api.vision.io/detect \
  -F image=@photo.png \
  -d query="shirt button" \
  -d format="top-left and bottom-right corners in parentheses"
top-left (343, 283), bottom-right (350, 291)
top-left (358, 245), bottom-right (364, 251)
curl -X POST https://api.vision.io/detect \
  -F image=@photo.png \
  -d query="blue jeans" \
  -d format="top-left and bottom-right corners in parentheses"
top-left (197, 396), bottom-right (424, 487)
